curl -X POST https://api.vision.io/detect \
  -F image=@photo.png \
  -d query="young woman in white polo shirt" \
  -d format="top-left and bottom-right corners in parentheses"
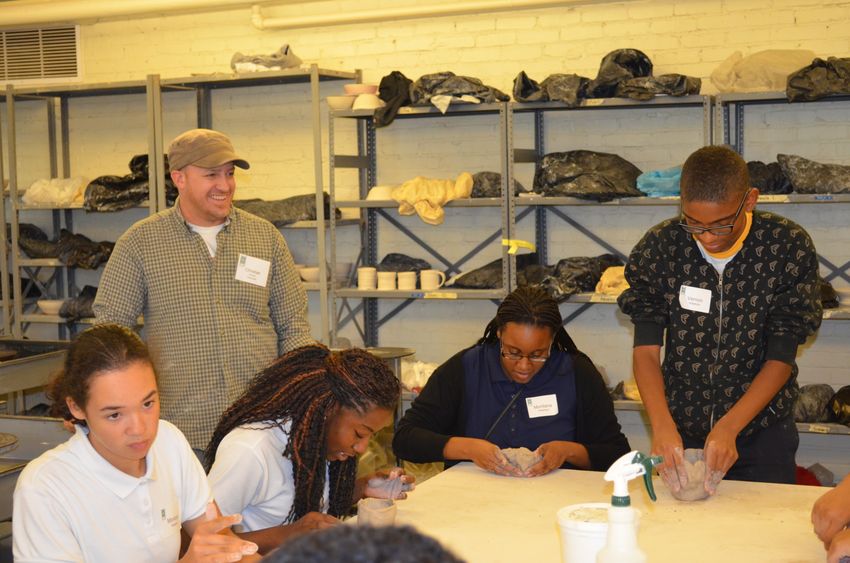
top-left (205, 345), bottom-right (414, 553)
top-left (13, 324), bottom-right (260, 563)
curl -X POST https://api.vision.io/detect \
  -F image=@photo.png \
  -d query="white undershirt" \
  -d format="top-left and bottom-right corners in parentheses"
top-left (188, 222), bottom-right (225, 257)
top-left (695, 240), bottom-right (738, 274)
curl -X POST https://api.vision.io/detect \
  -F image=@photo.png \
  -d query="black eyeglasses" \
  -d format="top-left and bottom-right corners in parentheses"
top-left (499, 340), bottom-right (552, 363)
top-left (678, 188), bottom-right (751, 236)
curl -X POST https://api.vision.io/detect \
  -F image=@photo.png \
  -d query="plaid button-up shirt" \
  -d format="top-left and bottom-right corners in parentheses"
top-left (94, 201), bottom-right (313, 448)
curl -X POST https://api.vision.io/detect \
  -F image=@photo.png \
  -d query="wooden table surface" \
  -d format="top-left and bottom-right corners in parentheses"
top-left (395, 462), bottom-right (827, 563)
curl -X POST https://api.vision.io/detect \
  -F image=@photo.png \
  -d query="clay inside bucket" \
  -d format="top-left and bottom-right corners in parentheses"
top-left (357, 497), bottom-right (397, 526)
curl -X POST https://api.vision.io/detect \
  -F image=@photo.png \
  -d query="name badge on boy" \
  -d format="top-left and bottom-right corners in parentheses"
top-left (679, 284), bottom-right (712, 313)
top-left (526, 394), bottom-right (558, 419)
top-left (235, 254), bottom-right (270, 287)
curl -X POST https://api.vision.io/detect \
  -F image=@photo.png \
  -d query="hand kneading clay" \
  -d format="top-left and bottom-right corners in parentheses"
top-left (670, 448), bottom-right (710, 501)
top-left (501, 447), bottom-right (542, 473)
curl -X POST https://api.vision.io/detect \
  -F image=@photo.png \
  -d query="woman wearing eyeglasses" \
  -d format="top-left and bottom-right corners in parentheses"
top-left (392, 286), bottom-right (630, 477)
top-left (619, 146), bottom-right (822, 496)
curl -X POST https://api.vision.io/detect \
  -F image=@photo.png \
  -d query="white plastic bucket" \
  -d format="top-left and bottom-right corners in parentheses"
top-left (556, 503), bottom-right (609, 563)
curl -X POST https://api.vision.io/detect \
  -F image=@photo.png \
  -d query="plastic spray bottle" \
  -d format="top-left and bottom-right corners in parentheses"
top-left (596, 450), bottom-right (663, 563)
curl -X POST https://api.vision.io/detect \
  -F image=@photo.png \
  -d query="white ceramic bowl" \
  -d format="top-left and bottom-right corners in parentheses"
top-left (299, 267), bottom-right (321, 283)
top-left (37, 299), bottom-right (64, 315)
top-left (352, 93), bottom-right (386, 111)
top-left (344, 83), bottom-right (378, 95)
top-left (327, 95), bottom-right (356, 110)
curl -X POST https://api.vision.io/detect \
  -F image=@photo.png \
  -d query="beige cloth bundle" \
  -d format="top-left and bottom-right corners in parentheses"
top-left (391, 172), bottom-right (473, 225)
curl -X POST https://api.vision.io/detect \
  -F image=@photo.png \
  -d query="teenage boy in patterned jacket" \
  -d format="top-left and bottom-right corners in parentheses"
top-left (618, 145), bottom-right (822, 495)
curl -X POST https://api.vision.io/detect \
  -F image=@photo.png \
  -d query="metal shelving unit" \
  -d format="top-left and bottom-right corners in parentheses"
top-left (716, 91), bottom-right (850, 289)
top-left (328, 102), bottom-right (513, 346)
top-left (4, 79), bottom-right (158, 338)
top-left (508, 95), bottom-right (713, 268)
top-left (152, 64), bottom-right (361, 343)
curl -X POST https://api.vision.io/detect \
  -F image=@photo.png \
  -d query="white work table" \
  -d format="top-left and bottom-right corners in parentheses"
top-left (395, 463), bottom-right (827, 563)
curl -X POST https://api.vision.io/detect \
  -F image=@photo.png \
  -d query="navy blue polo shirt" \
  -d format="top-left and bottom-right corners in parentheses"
top-left (460, 342), bottom-right (577, 451)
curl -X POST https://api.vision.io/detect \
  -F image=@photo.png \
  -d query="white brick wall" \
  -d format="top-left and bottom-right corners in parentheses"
top-left (5, 0), bottom-right (850, 473)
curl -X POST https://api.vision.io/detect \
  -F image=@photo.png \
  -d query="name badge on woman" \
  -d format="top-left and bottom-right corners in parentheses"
top-left (526, 394), bottom-right (558, 418)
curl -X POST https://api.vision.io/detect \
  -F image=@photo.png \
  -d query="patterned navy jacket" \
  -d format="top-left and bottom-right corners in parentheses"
top-left (618, 211), bottom-right (823, 441)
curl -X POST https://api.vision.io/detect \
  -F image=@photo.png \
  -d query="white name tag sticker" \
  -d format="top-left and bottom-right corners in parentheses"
top-left (235, 254), bottom-right (271, 287)
top-left (526, 394), bottom-right (559, 419)
top-left (679, 284), bottom-right (712, 313)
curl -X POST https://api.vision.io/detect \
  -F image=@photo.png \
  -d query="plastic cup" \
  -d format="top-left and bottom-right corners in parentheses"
top-left (556, 503), bottom-right (609, 563)
top-left (357, 498), bottom-right (396, 526)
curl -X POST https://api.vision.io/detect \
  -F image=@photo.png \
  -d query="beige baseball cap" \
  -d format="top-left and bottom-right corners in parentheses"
top-left (167, 129), bottom-right (250, 171)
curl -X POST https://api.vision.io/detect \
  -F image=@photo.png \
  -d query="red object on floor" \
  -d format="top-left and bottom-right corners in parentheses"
top-left (796, 465), bottom-right (822, 486)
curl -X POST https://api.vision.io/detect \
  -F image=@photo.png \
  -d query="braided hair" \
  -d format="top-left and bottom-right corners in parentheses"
top-left (478, 286), bottom-right (578, 353)
top-left (47, 324), bottom-right (153, 423)
top-left (205, 344), bottom-right (400, 523)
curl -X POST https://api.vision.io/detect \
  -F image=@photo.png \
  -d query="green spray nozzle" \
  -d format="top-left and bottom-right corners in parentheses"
top-left (630, 451), bottom-right (663, 502)
top-left (604, 450), bottom-right (664, 506)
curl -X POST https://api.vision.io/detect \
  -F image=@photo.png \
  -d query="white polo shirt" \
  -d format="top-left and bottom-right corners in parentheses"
top-left (208, 420), bottom-right (329, 532)
top-left (13, 419), bottom-right (210, 563)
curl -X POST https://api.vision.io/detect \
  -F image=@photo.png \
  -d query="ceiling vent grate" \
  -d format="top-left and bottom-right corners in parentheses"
top-left (1, 25), bottom-right (80, 86)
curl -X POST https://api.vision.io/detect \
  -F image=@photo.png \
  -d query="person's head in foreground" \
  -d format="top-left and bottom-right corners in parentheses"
top-left (261, 524), bottom-right (465, 563)
top-left (479, 285), bottom-right (579, 385)
top-left (49, 323), bottom-right (158, 476)
top-left (678, 145), bottom-right (758, 255)
top-left (206, 344), bottom-right (401, 522)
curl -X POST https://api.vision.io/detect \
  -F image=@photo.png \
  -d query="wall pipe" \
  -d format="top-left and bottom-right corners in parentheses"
top-left (251, 0), bottom-right (623, 30)
top-left (0, 0), bottom-right (268, 28)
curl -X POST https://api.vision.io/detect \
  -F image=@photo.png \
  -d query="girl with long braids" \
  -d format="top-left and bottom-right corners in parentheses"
top-left (205, 344), bottom-right (414, 553)
top-left (13, 324), bottom-right (259, 563)
top-left (393, 286), bottom-right (630, 477)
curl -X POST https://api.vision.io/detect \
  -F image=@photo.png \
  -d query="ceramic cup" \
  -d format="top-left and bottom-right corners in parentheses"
top-left (357, 267), bottom-right (377, 290)
top-left (420, 269), bottom-right (446, 291)
top-left (397, 271), bottom-right (417, 290)
top-left (357, 498), bottom-right (397, 526)
top-left (377, 271), bottom-right (397, 291)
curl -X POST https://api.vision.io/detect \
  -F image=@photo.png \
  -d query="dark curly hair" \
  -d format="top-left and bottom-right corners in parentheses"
top-left (478, 286), bottom-right (578, 353)
top-left (47, 324), bottom-right (153, 424)
top-left (261, 524), bottom-right (464, 563)
top-left (205, 344), bottom-right (400, 523)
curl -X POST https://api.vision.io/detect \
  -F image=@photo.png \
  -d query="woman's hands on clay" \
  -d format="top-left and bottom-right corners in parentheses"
top-left (703, 421), bottom-right (738, 495)
top-left (364, 467), bottom-right (416, 499)
top-left (466, 438), bottom-right (523, 476)
top-left (651, 422), bottom-right (688, 493)
top-left (813, 478), bottom-right (850, 547)
top-left (180, 503), bottom-right (259, 563)
top-left (827, 529), bottom-right (850, 563)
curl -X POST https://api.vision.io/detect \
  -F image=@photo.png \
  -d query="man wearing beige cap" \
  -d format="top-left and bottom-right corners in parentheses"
top-left (94, 129), bottom-right (313, 451)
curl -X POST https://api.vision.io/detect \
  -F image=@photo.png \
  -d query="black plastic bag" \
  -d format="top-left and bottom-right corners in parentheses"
top-left (512, 71), bottom-right (589, 107)
top-left (84, 154), bottom-right (176, 212)
top-left (55, 229), bottom-right (114, 269)
top-left (747, 161), bottom-right (792, 194)
top-left (375, 70), bottom-right (414, 128)
top-left (538, 254), bottom-right (623, 302)
top-left (14, 223), bottom-right (58, 259)
top-left (409, 72), bottom-right (509, 105)
top-left (377, 253), bottom-right (432, 273)
top-left (786, 57), bottom-right (850, 102)
top-left (235, 193), bottom-right (339, 227)
top-left (615, 74), bottom-right (701, 101)
top-left (794, 383), bottom-right (835, 423)
top-left (451, 253), bottom-right (540, 289)
top-left (533, 150), bottom-right (644, 201)
top-left (829, 385), bottom-right (850, 425)
top-left (59, 285), bottom-right (98, 320)
top-left (587, 49), bottom-right (653, 98)
top-left (778, 154), bottom-right (850, 194)
top-left (471, 172), bottom-right (526, 198)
